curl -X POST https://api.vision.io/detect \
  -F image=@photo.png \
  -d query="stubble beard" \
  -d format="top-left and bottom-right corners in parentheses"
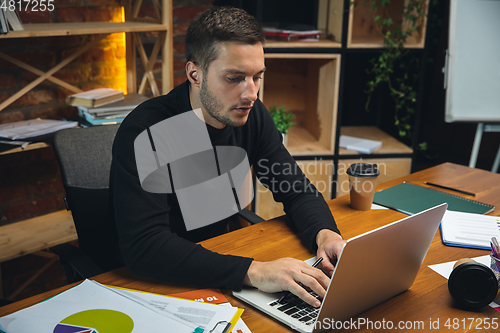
top-left (199, 76), bottom-right (248, 128)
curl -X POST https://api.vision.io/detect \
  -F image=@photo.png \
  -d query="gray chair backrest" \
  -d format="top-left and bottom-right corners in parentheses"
top-left (53, 125), bottom-right (119, 189)
top-left (52, 124), bottom-right (122, 272)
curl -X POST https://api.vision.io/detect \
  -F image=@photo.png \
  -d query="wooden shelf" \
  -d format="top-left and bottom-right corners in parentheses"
top-left (317, 0), bottom-right (344, 46)
top-left (0, 1), bottom-right (172, 271)
top-left (265, 38), bottom-right (341, 49)
top-left (286, 126), bottom-right (332, 155)
top-left (347, 0), bottom-right (428, 49)
top-left (247, 0), bottom-right (427, 209)
top-left (255, 159), bottom-right (334, 220)
top-left (0, 22), bottom-right (169, 39)
top-left (337, 157), bottom-right (412, 197)
top-left (261, 1), bottom-right (345, 49)
top-left (339, 126), bottom-right (413, 155)
top-left (336, 126), bottom-right (413, 197)
top-left (261, 54), bottom-right (340, 156)
top-left (0, 142), bottom-right (49, 156)
top-left (0, 210), bottom-right (76, 263)
top-left (0, 0), bottom-right (173, 109)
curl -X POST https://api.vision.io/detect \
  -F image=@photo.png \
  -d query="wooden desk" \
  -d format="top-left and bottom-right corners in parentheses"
top-left (1, 163), bottom-right (499, 331)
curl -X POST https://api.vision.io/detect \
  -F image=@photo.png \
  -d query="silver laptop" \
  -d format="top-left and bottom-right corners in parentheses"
top-left (233, 203), bottom-right (447, 333)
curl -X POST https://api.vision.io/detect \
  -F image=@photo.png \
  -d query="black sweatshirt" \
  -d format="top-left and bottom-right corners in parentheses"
top-left (109, 81), bottom-right (340, 291)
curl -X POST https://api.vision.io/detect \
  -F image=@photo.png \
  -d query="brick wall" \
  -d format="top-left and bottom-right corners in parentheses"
top-left (0, 0), bottom-right (213, 225)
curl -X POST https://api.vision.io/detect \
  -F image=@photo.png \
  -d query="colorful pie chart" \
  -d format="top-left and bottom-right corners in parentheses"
top-left (53, 309), bottom-right (134, 333)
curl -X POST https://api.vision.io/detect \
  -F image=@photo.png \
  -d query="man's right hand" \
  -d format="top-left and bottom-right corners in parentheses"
top-left (243, 258), bottom-right (330, 307)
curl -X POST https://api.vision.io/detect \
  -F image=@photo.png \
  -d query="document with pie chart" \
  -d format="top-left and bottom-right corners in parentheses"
top-left (53, 309), bottom-right (133, 333)
top-left (0, 279), bottom-right (240, 333)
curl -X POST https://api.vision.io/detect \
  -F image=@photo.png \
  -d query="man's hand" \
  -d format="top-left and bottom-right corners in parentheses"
top-left (316, 229), bottom-right (346, 277)
top-left (243, 258), bottom-right (329, 307)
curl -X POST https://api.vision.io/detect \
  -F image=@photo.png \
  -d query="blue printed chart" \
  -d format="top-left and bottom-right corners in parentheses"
top-left (53, 309), bottom-right (134, 333)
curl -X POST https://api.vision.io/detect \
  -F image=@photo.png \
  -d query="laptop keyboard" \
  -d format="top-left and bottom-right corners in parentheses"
top-left (268, 291), bottom-right (321, 326)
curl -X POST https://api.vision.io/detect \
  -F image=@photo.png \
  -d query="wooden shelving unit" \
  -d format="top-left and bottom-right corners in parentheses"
top-left (250, 0), bottom-right (429, 220)
top-left (347, 0), bottom-right (428, 48)
top-left (0, 0), bottom-right (173, 297)
top-left (0, 22), bottom-right (169, 38)
top-left (264, 39), bottom-right (341, 49)
top-left (255, 53), bottom-right (340, 219)
top-left (0, 0), bottom-right (173, 112)
top-left (260, 54), bottom-right (340, 156)
top-left (255, 159), bottom-right (335, 221)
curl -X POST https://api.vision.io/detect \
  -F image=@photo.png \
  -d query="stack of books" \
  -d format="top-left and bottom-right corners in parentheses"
top-left (66, 88), bottom-right (125, 108)
top-left (1, 8), bottom-right (24, 34)
top-left (66, 89), bottom-right (149, 126)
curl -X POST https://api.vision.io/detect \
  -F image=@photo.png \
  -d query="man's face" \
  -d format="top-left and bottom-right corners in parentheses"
top-left (199, 42), bottom-right (265, 128)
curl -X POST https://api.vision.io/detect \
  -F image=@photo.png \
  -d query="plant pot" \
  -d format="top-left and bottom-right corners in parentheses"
top-left (282, 132), bottom-right (288, 147)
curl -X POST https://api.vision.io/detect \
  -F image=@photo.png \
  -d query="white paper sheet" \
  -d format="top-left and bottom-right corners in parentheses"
top-left (104, 284), bottom-right (241, 333)
top-left (0, 118), bottom-right (78, 140)
top-left (428, 255), bottom-right (500, 311)
top-left (440, 210), bottom-right (500, 249)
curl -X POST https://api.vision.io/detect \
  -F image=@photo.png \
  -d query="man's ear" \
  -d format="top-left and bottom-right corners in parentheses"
top-left (186, 61), bottom-right (201, 87)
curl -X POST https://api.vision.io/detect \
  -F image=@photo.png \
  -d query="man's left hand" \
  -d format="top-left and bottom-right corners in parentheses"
top-left (316, 229), bottom-right (346, 277)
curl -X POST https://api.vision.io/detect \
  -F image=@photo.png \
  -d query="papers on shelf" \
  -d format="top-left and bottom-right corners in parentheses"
top-left (339, 135), bottom-right (382, 154)
top-left (0, 279), bottom-right (243, 333)
top-left (0, 140), bottom-right (29, 147)
top-left (440, 210), bottom-right (500, 250)
top-left (262, 27), bottom-right (322, 41)
top-left (0, 118), bottom-right (78, 140)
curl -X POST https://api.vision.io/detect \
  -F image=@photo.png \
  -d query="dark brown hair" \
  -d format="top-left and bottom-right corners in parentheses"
top-left (185, 7), bottom-right (265, 73)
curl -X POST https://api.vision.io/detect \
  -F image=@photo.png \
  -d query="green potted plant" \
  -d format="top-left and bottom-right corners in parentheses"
top-left (268, 104), bottom-right (295, 146)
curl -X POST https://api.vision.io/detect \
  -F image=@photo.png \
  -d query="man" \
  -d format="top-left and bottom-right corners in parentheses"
top-left (110, 7), bottom-right (345, 308)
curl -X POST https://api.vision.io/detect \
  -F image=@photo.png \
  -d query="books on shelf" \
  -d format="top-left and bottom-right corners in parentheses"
top-left (78, 109), bottom-right (127, 125)
top-left (76, 93), bottom-right (149, 126)
top-left (80, 93), bottom-right (149, 115)
top-left (0, 9), bottom-right (9, 34)
top-left (339, 135), bottom-right (382, 154)
top-left (440, 210), bottom-right (500, 250)
top-left (5, 8), bottom-right (23, 31)
top-left (66, 88), bottom-right (125, 108)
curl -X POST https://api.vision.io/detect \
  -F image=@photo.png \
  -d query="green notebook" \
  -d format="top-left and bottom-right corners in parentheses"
top-left (373, 182), bottom-right (494, 215)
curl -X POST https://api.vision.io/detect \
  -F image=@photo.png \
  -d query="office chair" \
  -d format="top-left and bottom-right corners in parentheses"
top-left (51, 125), bottom-right (264, 283)
top-left (51, 124), bottom-right (122, 283)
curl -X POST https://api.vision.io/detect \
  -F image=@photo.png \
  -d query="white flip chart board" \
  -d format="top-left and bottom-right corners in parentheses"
top-left (444, 0), bottom-right (500, 123)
